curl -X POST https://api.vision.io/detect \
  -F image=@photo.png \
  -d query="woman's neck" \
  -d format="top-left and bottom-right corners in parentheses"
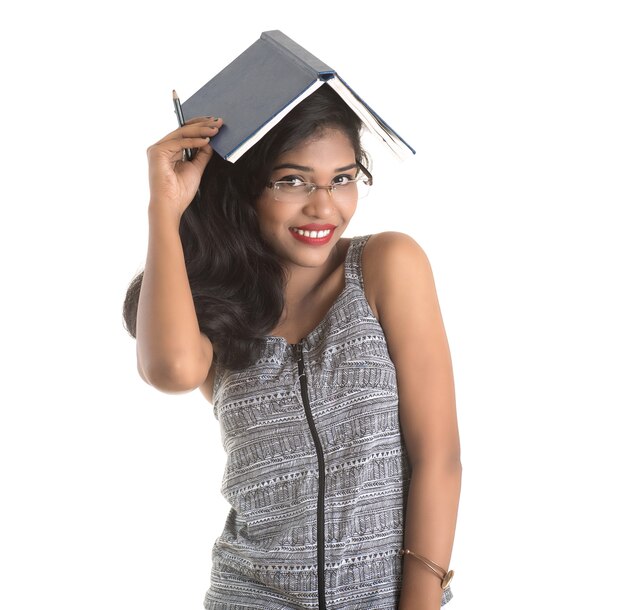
top-left (282, 241), bottom-right (346, 307)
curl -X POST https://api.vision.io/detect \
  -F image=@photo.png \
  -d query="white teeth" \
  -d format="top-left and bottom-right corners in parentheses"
top-left (291, 228), bottom-right (332, 238)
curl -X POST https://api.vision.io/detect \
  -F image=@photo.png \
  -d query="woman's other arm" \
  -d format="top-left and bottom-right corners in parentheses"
top-left (136, 119), bottom-right (221, 393)
top-left (365, 232), bottom-right (462, 610)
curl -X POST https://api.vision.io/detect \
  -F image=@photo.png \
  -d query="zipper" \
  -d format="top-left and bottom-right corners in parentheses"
top-left (294, 341), bottom-right (327, 610)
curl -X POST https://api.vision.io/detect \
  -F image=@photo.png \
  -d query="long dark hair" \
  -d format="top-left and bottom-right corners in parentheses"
top-left (122, 84), bottom-right (368, 370)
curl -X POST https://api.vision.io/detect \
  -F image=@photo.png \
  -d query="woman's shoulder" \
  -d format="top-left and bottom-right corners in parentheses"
top-left (361, 231), bottom-right (430, 276)
top-left (361, 232), bottom-right (433, 320)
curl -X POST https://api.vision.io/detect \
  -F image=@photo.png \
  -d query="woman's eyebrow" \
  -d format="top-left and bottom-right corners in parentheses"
top-left (272, 163), bottom-right (358, 172)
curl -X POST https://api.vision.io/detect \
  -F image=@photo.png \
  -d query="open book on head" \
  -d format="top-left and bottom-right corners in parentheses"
top-left (180, 30), bottom-right (415, 163)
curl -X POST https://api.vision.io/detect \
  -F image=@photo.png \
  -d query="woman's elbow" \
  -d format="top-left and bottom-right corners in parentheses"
top-left (140, 359), bottom-right (206, 394)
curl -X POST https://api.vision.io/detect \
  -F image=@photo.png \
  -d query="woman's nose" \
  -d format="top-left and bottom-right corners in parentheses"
top-left (302, 187), bottom-right (334, 217)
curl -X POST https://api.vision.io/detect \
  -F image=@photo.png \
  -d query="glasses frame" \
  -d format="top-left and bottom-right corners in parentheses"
top-left (266, 162), bottom-right (373, 202)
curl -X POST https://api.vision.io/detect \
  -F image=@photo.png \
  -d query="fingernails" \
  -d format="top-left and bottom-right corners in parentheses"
top-left (213, 117), bottom-right (220, 122)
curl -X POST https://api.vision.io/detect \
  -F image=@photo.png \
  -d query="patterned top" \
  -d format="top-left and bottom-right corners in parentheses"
top-left (204, 235), bottom-right (453, 609)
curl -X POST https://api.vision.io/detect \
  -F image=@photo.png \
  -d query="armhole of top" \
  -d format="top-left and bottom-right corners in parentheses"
top-left (211, 360), bottom-right (224, 405)
top-left (344, 234), bottom-right (372, 290)
top-left (345, 233), bottom-right (383, 323)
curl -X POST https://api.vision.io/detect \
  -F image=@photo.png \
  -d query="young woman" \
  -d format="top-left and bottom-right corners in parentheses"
top-left (123, 85), bottom-right (461, 610)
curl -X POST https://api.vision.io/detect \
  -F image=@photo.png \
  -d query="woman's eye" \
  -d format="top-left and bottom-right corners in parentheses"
top-left (279, 175), bottom-right (306, 186)
top-left (332, 174), bottom-right (355, 186)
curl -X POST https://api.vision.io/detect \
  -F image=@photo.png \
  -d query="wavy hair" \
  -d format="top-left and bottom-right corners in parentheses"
top-left (123, 84), bottom-right (368, 370)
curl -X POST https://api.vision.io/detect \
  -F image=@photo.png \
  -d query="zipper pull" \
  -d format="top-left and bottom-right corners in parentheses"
top-left (294, 340), bottom-right (306, 378)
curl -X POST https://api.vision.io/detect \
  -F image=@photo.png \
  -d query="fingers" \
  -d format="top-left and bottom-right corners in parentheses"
top-left (184, 115), bottom-right (223, 126)
top-left (156, 117), bottom-right (223, 144)
top-left (147, 135), bottom-right (213, 162)
top-left (147, 117), bottom-right (223, 164)
top-left (189, 141), bottom-right (213, 170)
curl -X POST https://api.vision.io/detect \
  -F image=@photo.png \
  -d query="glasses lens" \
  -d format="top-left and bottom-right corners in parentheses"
top-left (330, 179), bottom-right (371, 204)
top-left (274, 183), bottom-right (311, 203)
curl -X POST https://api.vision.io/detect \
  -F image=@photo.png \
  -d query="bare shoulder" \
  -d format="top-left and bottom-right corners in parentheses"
top-left (362, 231), bottom-right (428, 266)
top-left (361, 231), bottom-right (433, 320)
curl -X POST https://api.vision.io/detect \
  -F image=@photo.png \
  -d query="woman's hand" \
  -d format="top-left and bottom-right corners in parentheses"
top-left (146, 117), bottom-right (223, 222)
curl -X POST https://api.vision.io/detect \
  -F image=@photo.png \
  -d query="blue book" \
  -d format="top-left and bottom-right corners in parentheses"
top-left (181, 30), bottom-right (415, 163)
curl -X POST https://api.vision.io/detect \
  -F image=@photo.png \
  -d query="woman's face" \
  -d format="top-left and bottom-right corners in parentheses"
top-left (255, 128), bottom-right (359, 270)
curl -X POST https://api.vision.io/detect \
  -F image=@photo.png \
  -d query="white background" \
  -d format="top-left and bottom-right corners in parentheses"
top-left (1, 1), bottom-right (624, 608)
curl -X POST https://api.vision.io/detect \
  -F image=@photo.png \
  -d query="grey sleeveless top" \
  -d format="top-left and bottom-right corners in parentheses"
top-left (204, 235), bottom-right (452, 609)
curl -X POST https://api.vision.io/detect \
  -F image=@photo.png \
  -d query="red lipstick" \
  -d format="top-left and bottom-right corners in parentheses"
top-left (289, 224), bottom-right (336, 246)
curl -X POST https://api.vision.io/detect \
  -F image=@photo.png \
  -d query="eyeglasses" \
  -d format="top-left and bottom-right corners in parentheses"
top-left (266, 162), bottom-right (373, 203)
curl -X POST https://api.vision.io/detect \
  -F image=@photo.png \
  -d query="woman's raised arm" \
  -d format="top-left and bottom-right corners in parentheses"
top-left (136, 118), bottom-right (221, 393)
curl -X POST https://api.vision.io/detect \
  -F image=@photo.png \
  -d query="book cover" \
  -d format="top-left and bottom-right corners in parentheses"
top-left (181, 30), bottom-right (414, 162)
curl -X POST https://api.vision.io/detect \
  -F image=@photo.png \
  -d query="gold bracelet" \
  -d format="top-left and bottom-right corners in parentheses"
top-left (400, 548), bottom-right (454, 590)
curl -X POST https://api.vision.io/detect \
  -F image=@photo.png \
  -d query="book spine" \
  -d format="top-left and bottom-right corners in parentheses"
top-left (261, 30), bottom-right (335, 79)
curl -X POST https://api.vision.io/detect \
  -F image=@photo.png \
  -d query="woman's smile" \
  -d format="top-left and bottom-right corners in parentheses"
top-left (289, 224), bottom-right (336, 244)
